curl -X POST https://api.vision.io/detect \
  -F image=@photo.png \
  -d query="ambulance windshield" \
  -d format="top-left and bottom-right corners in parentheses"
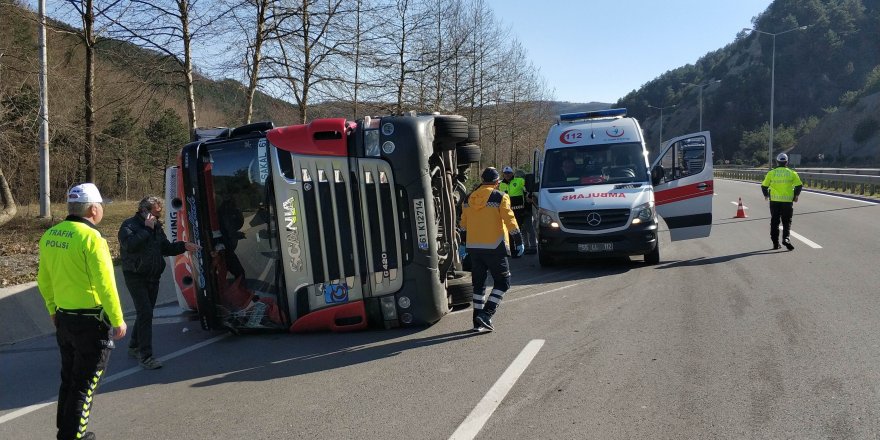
top-left (542, 143), bottom-right (647, 188)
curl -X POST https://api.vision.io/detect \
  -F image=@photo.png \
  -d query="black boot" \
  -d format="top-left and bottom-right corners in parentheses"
top-left (477, 303), bottom-right (497, 331)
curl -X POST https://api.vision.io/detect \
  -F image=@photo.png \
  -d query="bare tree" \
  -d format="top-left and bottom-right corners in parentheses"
top-left (0, 166), bottom-right (16, 226)
top-left (58, 0), bottom-right (123, 182)
top-left (376, 0), bottom-right (434, 114)
top-left (224, 0), bottom-right (277, 124)
top-left (110, 0), bottom-right (231, 133)
top-left (265, 0), bottom-right (348, 123)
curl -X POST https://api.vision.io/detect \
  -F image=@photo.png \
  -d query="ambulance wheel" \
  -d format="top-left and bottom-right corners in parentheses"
top-left (644, 243), bottom-right (660, 265)
top-left (538, 248), bottom-right (556, 267)
top-left (448, 272), bottom-right (474, 309)
top-left (456, 143), bottom-right (481, 164)
top-left (434, 115), bottom-right (469, 147)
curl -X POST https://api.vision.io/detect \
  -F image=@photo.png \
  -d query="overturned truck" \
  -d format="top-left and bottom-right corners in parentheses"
top-left (164, 114), bottom-right (481, 333)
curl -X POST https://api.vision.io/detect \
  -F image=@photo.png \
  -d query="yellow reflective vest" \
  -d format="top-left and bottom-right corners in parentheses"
top-left (459, 184), bottom-right (520, 254)
top-left (498, 177), bottom-right (526, 209)
top-left (37, 217), bottom-right (124, 326)
top-left (761, 167), bottom-right (803, 202)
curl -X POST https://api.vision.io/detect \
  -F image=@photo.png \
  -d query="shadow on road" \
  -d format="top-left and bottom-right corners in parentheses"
top-left (656, 249), bottom-right (782, 269)
top-left (91, 327), bottom-right (482, 394)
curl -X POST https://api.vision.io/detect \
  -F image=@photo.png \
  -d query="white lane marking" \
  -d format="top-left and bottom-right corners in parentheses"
top-left (804, 190), bottom-right (877, 205)
top-left (503, 281), bottom-right (589, 306)
top-left (0, 333), bottom-right (229, 425)
top-left (0, 402), bottom-right (54, 425)
top-left (449, 339), bottom-right (545, 440)
top-left (787, 229), bottom-right (823, 249)
top-left (448, 276), bottom-right (580, 316)
top-left (730, 201), bottom-right (749, 209)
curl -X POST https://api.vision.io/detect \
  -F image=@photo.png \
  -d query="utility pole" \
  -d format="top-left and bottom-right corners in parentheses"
top-left (39, 0), bottom-right (51, 218)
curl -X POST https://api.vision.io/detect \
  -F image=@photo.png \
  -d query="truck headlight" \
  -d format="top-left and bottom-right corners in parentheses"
top-left (539, 209), bottom-right (560, 228)
top-left (631, 202), bottom-right (655, 225)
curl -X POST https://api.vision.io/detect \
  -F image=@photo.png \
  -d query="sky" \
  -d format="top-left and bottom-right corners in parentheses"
top-left (485, 0), bottom-right (774, 104)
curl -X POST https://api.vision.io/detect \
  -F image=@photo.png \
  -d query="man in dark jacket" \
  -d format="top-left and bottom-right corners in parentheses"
top-left (119, 196), bottom-right (199, 369)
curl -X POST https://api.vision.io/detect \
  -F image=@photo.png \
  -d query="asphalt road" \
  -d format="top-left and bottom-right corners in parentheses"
top-left (2, 178), bottom-right (879, 440)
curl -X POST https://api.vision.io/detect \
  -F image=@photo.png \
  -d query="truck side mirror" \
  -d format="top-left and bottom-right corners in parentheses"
top-left (651, 165), bottom-right (664, 186)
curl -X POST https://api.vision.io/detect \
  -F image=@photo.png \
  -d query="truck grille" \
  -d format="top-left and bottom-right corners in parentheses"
top-left (285, 156), bottom-right (402, 298)
top-left (559, 209), bottom-right (630, 230)
top-left (298, 158), bottom-right (358, 285)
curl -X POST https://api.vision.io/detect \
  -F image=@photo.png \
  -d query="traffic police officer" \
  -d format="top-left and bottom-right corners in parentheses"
top-left (38, 183), bottom-right (126, 440)
top-left (761, 153), bottom-right (803, 250)
top-left (459, 167), bottom-right (524, 332)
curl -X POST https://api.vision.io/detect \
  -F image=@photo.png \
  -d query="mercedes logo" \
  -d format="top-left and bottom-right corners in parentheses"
top-left (586, 212), bottom-right (602, 226)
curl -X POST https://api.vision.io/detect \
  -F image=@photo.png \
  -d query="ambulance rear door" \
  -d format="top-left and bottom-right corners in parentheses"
top-left (650, 132), bottom-right (714, 241)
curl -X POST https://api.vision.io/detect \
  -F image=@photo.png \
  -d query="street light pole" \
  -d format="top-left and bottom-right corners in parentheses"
top-left (647, 104), bottom-right (677, 150)
top-left (38, 0), bottom-right (51, 218)
top-left (681, 80), bottom-right (721, 131)
top-left (743, 25), bottom-right (809, 167)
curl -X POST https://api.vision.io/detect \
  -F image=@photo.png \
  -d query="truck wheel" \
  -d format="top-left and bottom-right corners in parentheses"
top-left (538, 248), bottom-right (556, 267)
top-left (456, 143), bottom-right (481, 164)
top-left (434, 115), bottom-right (469, 149)
top-left (448, 272), bottom-right (474, 309)
top-left (464, 124), bottom-right (480, 143)
top-left (644, 243), bottom-right (660, 265)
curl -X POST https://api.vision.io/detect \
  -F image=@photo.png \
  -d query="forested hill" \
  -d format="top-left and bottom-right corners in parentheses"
top-left (618, 0), bottom-right (880, 166)
top-left (0, 1), bottom-right (304, 205)
top-left (1, 0), bottom-right (567, 207)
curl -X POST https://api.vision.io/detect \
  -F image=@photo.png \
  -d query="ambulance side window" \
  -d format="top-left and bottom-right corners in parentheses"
top-left (659, 136), bottom-right (706, 182)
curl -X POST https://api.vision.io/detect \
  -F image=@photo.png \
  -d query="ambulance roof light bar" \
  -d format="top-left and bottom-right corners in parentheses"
top-left (559, 108), bottom-right (627, 122)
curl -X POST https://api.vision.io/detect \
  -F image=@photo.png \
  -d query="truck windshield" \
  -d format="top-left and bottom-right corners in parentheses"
top-left (542, 142), bottom-right (648, 188)
top-left (206, 138), bottom-right (282, 321)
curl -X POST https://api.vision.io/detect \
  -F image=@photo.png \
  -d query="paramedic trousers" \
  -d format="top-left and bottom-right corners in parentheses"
top-left (769, 201), bottom-right (794, 244)
top-left (55, 312), bottom-right (113, 440)
top-left (514, 207), bottom-right (537, 251)
top-left (470, 252), bottom-right (511, 319)
top-left (123, 271), bottom-right (160, 360)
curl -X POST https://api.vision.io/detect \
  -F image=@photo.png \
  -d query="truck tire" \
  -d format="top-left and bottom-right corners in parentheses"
top-left (448, 271), bottom-right (473, 309)
top-left (464, 124), bottom-right (480, 143)
top-left (538, 247), bottom-right (556, 267)
top-left (644, 243), bottom-right (660, 265)
top-left (456, 143), bottom-right (481, 164)
top-left (433, 115), bottom-right (469, 149)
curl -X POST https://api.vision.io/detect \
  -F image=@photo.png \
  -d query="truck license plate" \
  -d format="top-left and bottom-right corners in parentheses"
top-left (578, 243), bottom-right (612, 252)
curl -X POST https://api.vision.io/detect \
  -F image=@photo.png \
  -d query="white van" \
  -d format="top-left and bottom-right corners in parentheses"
top-left (533, 108), bottom-right (714, 266)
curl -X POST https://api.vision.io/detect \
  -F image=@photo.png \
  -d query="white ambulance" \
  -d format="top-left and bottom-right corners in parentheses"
top-left (533, 108), bottom-right (713, 266)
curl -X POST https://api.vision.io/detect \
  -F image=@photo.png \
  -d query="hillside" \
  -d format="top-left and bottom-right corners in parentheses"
top-left (0, 1), bottom-right (299, 205)
top-left (617, 0), bottom-right (880, 166)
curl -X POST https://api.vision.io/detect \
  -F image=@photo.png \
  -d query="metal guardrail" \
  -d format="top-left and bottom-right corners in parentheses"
top-left (715, 169), bottom-right (880, 197)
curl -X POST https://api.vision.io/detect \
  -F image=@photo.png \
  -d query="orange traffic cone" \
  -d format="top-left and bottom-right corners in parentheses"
top-left (734, 197), bottom-right (747, 218)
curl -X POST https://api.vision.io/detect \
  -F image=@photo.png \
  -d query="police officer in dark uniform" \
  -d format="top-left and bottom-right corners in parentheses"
top-left (761, 153), bottom-right (803, 250)
top-left (38, 183), bottom-right (127, 440)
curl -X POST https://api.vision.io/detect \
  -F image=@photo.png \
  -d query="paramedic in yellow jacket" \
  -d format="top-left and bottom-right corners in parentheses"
top-left (459, 167), bottom-right (524, 332)
top-left (38, 183), bottom-right (126, 440)
top-left (761, 153), bottom-right (803, 251)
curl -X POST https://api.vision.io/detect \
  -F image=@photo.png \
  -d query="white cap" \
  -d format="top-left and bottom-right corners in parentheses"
top-left (502, 166), bottom-right (514, 173)
top-left (776, 153), bottom-right (789, 163)
top-left (67, 183), bottom-right (104, 203)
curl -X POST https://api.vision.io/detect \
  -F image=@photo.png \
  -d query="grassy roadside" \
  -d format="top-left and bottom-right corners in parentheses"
top-left (0, 201), bottom-right (137, 287)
